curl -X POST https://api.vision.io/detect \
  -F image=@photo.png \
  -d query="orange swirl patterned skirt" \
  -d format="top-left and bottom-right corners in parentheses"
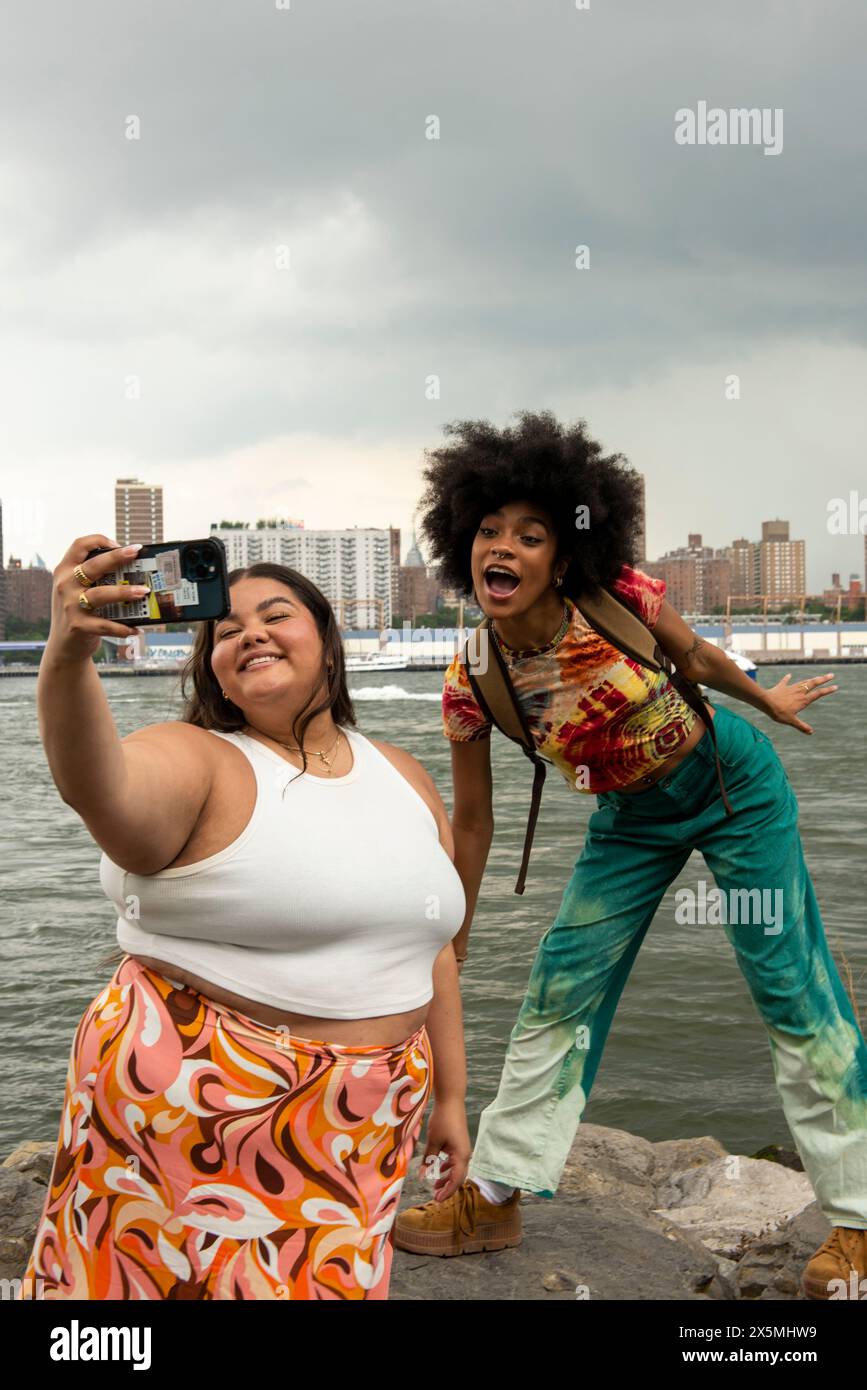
top-left (16, 955), bottom-right (433, 1300)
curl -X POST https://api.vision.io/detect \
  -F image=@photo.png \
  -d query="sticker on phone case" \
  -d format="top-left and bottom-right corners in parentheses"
top-left (102, 591), bottom-right (153, 621)
top-left (158, 549), bottom-right (183, 588)
top-left (98, 566), bottom-right (137, 589)
top-left (173, 579), bottom-right (199, 607)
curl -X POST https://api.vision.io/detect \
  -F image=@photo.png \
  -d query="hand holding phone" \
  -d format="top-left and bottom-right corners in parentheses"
top-left (45, 535), bottom-right (151, 666)
top-left (83, 538), bottom-right (230, 626)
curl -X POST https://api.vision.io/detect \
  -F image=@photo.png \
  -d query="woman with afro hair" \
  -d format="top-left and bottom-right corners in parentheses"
top-left (394, 408), bottom-right (867, 1300)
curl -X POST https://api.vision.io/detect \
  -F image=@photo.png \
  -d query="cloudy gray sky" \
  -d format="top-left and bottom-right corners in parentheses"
top-left (2, 0), bottom-right (866, 590)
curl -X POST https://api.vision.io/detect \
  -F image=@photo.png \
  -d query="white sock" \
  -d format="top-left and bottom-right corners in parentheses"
top-left (474, 1177), bottom-right (517, 1204)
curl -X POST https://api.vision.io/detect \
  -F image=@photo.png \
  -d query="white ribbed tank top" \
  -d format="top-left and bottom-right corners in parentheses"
top-left (100, 724), bottom-right (466, 1018)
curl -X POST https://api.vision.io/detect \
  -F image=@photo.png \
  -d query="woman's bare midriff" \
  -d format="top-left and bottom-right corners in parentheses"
top-left (126, 727), bottom-right (434, 1048)
top-left (130, 954), bottom-right (430, 1047)
top-left (616, 703), bottom-right (713, 794)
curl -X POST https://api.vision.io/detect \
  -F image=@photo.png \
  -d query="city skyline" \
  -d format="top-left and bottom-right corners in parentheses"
top-left (3, 479), bottom-right (865, 596)
top-left (2, 486), bottom-right (866, 653)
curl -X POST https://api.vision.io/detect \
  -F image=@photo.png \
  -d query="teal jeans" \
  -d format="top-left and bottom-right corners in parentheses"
top-left (468, 704), bottom-right (867, 1227)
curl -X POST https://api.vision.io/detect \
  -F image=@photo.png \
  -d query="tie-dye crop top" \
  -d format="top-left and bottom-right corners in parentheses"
top-left (441, 564), bottom-right (697, 794)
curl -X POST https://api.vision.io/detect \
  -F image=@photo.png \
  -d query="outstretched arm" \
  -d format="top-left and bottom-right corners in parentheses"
top-left (650, 600), bottom-right (838, 734)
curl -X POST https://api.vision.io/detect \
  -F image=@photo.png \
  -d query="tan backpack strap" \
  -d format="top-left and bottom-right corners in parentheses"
top-left (463, 619), bottom-right (550, 892)
top-left (515, 760), bottom-right (546, 895)
top-left (464, 620), bottom-right (532, 749)
top-left (574, 587), bottom-right (663, 670)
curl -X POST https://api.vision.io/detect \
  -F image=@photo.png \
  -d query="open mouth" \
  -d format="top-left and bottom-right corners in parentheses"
top-left (483, 565), bottom-right (521, 599)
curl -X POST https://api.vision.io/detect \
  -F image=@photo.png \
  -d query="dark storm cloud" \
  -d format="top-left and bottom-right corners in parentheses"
top-left (2, 0), bottom-right (865, 585)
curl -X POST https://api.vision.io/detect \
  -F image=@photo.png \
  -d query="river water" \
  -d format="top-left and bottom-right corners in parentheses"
top-left (1, 667), bottom-right (865, 1161)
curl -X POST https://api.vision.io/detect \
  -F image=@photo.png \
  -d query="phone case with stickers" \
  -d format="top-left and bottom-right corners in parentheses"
top-left (84, 539), bottom-right (230, 625)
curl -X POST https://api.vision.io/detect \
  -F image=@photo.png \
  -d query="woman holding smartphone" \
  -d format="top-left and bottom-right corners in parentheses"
top-left (394, 410), bottom-right (867, 1301)
top-left (17, 533), bottom-right (472, 1301)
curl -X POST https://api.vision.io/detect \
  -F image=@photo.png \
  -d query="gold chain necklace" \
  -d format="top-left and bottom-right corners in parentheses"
top-left (255, 728), bottom-right (343, 774)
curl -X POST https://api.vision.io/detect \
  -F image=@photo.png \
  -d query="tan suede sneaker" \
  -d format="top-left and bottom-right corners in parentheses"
top-left (393, 1178), bottom-right (523, 1257)
top-left (802, 1225), bottom-right (867, 1299)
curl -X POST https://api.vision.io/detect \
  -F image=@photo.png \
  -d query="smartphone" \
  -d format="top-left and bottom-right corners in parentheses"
top-left (84, 538), bottom-right (230, 626)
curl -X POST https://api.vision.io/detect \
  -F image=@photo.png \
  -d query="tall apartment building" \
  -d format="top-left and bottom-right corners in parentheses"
top-left (726, 521), bottom-right (805, 601)
top-left (643, 534), bottom-right (732, 614)
top-left (0, 504), bottom-right (52, 638)
top-left (398, 530), bottom-right (440, 620)
top-left (115, 478), bottom-right (164, 546)
top-left (210, 521), bottom-right (397, 628)
top-left (729, 537), bottom-right (758, 596)
top-left (758, 519), bottom-right (806, 599)
top-left (389, 525), bottom-right (401, 622)
top-left (4, 556), bottom-right (52, 622)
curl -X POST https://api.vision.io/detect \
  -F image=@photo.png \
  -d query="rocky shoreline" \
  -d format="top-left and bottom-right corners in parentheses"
top-left (1, 1125), bottom-right (825, 1299)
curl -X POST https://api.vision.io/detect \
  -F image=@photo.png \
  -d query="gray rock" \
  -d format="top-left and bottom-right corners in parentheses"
top-left (651, 1135), bottom-right (730, 1187)
top-left (558, 1127), bottom-right (731, 1214)
top-left (733, 1201), bottom-right (832, 1300)
top-left (390, 1194), bottom-right (722, 1301)
top-left (549, 1124), bottom-right (752, 1246)
top-left (557, 1123), bottom-right (658, 1212)
top-left (392, 1123), bottom-right (821, 1297)
top-left (653, 1155), bottom-right (816, 1259)
top-left (0, 1168), bottom-right (47, 1282)
top-left (1, 1140), bottom-right (56, 1186)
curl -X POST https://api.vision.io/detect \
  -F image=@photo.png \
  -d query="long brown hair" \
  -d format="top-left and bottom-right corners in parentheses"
top-left (180, 562), bottom-right (357, 770)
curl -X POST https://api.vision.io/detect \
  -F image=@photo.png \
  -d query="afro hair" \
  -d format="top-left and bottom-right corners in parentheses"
top-left (417, 408), bottom-right (644, 599)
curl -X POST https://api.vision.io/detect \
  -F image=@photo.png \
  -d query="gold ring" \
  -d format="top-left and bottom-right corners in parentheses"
top-left (801, 682), bottom-right (809, 692)
top-left (73, 564), bottom-right (95, 587)
top-left (78, 591), bottom-right (96, 612)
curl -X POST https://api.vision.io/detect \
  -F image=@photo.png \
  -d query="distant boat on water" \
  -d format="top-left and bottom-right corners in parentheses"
top-left (724, 648), bottom-right (758, 680)
top-left (344, 651), bottom-right (408, 672)
top-left (698, 644), bottom-right (758, 694)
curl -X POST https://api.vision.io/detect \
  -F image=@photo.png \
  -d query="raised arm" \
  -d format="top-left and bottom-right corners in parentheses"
top-left (38, 535), bottom-right (216, 874)
top-left (651, 599), bottom-right (838, 734)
